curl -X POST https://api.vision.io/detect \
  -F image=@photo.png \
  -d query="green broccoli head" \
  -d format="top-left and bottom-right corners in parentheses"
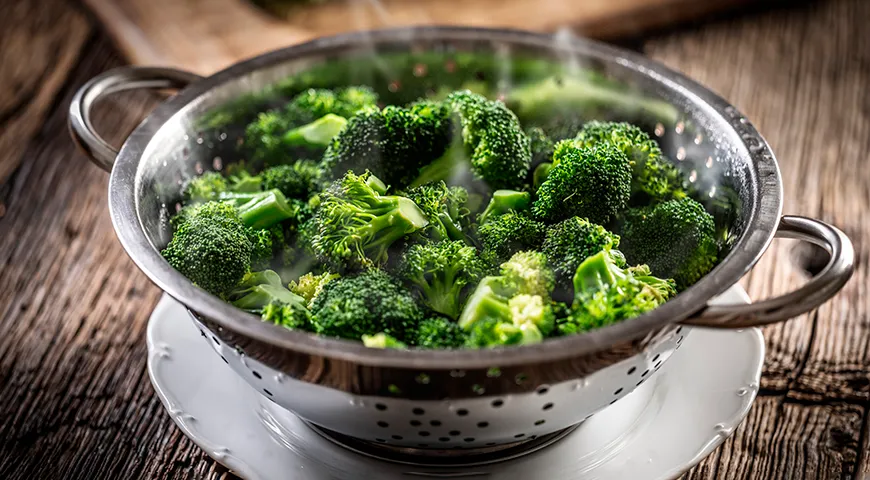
top-left (509, 294), bottom-right (555, 336)
top-left (227, 269), bottom-right (305, 310)
top-left (161, 202), bottom-right (252, 296)
top-left (288, 271), bottom-right (340, 306)
top-left (401, 181), bottom-right (472, 243)
top-left (526, 126), bottom-right (555, 170)
top-left (478, 190), bottom-right (531, 226)
top-left (558, 250), bottom-right (676, 335)
top-left (261, 301), bottom-right (311, 331)
top-left (309, 269), bottom-right (424, 341)
top-left (446, 90), bottom-right (531, 190)
top-left (261, 160), bottom-right (324, 200)
top-left (499, 250), bottom-right (555, 298)
top-left (478, 211), bottom-right (546, 265)
top-left (532, 141), bottom-right (631, 225)
top-left (574, 121), bottom-right (685, 203)
top-left (218, 189), bottom-right (300, 230)
top-left (620, 197), bottom-right (718, 290)
top-left (397, 241), bottom-right (486, 319)
top-left (542, 217), bottom-right (622, 288)
top-left (182, 171), bottom-right (229, 203)
top-left (285, 86), bottom-right (378, 126)
top-left (362, 333), bottom-right (408, 349)
top-left (411, 316), bottom-right (467, 349)
top-left (311, 171), bottom-right (429, 270)
top-left (321, 102), bottom-right (451, 188)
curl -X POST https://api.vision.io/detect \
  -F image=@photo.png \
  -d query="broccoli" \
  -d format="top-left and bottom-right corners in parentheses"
top-left (411, 316), bottom-right (467, 349)
top-left (288, 271), bottom-right (340, 306)
top-left (542, 217), bottom-right (622, 288)
top-left (400, 181), bottom-right (472, 243)
top-left (532, 163), bottom-right (552, 191)
top-left (228, 169), bottom-right (263, 193)
top-left (309, 269), bottom-right (424, 340)
top-left (362, 333), bottom-right (408, 349)
top-left (458, 252), bottom-right (555, 347)
top-left (218, 188), bottom-right (300, 230)
top-left (227, 270), bottom-right (304, 310)
top-left (478, 211), bottom-right (546, 265)
top-left (247, 227), bottom-right (276, 271)
top-left (311, 171), bottom-right (429, 270)
top-left (478, 190), bottom-right (530, 226)
top-left (558, 250), bottom-right (675, 335)
top-left (321, 102), bottom-right (451, 187)
top-left (397, 241), bottom-right (486, 319)
top-left (261, 160), bottom-right (323, 199)
top-left (285, 86), bottom-right (378, 126)
top-left (531, 141), bottom-right (631, 225)
top-left (182, 171), bottom-right (229, 203)
top-left (261, 301), bottom-right (311, 330)
top-left (526, 126), bottom-right (555, 170)
top-left (445, 90), bottom-right (531, 190)
top-left (619, 197), bottom-right (719, 290)
top-left (161, 202), bottom-right (252, 296)
top-left (574, 121), bottom-right (685, 203)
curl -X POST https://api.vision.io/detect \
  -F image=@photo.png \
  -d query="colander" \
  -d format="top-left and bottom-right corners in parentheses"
top-left (69, 27), bottom-right (853, 452)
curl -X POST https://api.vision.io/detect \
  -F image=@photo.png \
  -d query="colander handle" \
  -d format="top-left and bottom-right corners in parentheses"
top-left (69, 66), bottom-right (204, 172)
top-left (681, 215), bottom-right (854, 328)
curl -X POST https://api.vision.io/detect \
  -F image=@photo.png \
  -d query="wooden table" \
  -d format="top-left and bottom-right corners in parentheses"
top-left (1, 0), bottom-right (868, 478)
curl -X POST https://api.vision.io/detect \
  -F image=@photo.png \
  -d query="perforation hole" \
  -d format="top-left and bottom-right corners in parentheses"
top-left (456, 409), bottom-right (468, 416)
top-left (410, 420), bottom-right (421, 427)
top-left (652, 354), bottom-right (660, 362)
top-left (220, 356), bottom-right (228, 364)
top-left (477, 422), bottom-right (489, 428)
top-left (413, 408), bottom-right (425, 415)
top-left (439, 437), bottom-right (450, 442)
top-left (263, 389), bottom-right (273, 396)
top-left (543, 403), bottom-right (554, 411)
top-left (514, 433), bottom-right (525, 439)
top-left (377, 421), bottom-right (389, 428)
top-left (392, 435), bottom-right (403, 440)
top-left (430, 420), bottom-right (442, 427)
top-left (449, 430), bottom-right (461, 436)
top-left (655, 361), bottom-right (662, 369)
top-left (376, 438), bottom-right (386, 443)
top-left (641, 369), bottom-right (650, 377)
top-left (614, 388), bottom-right (623, 395)
top-left (252, 371), bottom-right (262, 380)
top-left (464, 438), bottom-right (475, 443)
top-left (534, 420), bottom-right (545, 426)
top-left (419, 431), bottom-right (430, 437)
top-left (536, 386), bottom-right (550, 395)
top-left (212, 336), bottom-right (220, 345)
top-left (491, 399), bottom-right (504, 408)
top-left (627, 366), bottom-right (636, 375)
top-left (375, 403), bottom-right (387, 411)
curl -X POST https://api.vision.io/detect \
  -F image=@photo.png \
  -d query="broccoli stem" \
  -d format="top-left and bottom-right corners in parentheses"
top-left (220, 189), bottom-right (298, 230)
top-left (282, 113), bottom-right (348, 147)
top-left (479, 190), bottom-right (531, 225)
top-left (457, 277), bottom-right (513, 330)
top-left (353, 197), bottom-right (429, 263)
top-left (414, 265), bottom-right (464, 319)
top-left (572, 250), bottom-right (624, 294)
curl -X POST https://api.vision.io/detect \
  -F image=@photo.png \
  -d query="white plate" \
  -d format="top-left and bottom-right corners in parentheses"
top-left (147, 287), bottom-right (763, 480)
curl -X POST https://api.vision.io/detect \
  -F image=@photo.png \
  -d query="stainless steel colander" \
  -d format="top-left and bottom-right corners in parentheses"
top-left (69, 27), bottom-right (853, 452)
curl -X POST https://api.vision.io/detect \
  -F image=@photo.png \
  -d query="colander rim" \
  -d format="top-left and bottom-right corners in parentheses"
top-left (108, 25), bottom-right (782, 369)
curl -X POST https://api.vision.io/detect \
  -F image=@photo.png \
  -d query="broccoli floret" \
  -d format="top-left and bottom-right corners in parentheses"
top-left (526, 126), bottom-right (555, 170)
top-left (531, 141), bottom-right (631, 225)
top-left (446, 90), bottom-right (531, 189)
top-left (478, 211), bottom-right (546, 265)
top-left (261, 160), bottom-right (323, 199)
top-left (558, 250), bottom-right (675, 335)
top-left (228, 169), bottom-right (263, 193)
top-left (161, 202), bottom-right (252, 296)
top-left (247, 227), bottom-right (275, 270)
top-left (285, 86), bottom-right (378, 126)
top-left (218, 189), bottom-right (299, 230)
top-left (411, 316), bottom-right (467, 349)
top-left (261, 301), bottom-right (311, 330)
top-left (397, 241), bottom-right (486, 319)
top-left (620, 197), bottom-right (718, 290)
top-left (182, 171), bottom-right (229, 203)
top-left (309, 269), bottom-right (424, 341)
top-left (311, 171), bottom-right (429, 270)
top-left (574, 121), bottom-right (685, 203)
top-left (478, 190), bottom-right (531, 226)
top-left (321, 102), bottom-right (451, 187)
top-left (245, 112), bottom-right (348, 165)
top-left (542, 217), bottom-right (622, 288)
top-left (532, 162), bottom-right (552, 191)
top-left (227, 270), bottom-right (305, 310)
top-left (288, 271), bottom-right (340, 306)
top-left (401, 181), bottom-right (472, 243)
top-left (362, 333), bottom-right (408, 349)
top-left (458, 252), bottom-right (555, 347)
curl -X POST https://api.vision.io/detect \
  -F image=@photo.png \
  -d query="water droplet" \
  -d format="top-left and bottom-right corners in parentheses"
top-left (688, 170), bottom-right (698, 183)
top-left (676, 147), bottom-right (686, 161)
top-left (350, 398), bottom-right (365, 407)
top-left (654, 123), bottom-right (665, 137)
top-left (196, 137), bottom-right (204, 145)
top-left (218, 132), bottom-right (228, 141)
top-left (675, 122), bottom-right (685, 134)
top-left (274, 373), bottom-right (285, 384)
top-left (694, 134), bottom-right (703, 145)
top-left (705, 156), bottom-right (714, 168)
top-left (413, 63), bottom-right (427, 77)
top-left (213, 156), bottom-right (223, 170)
top-left (736, 387), bottom-right (748, 397)
top-left (388, 81), bottom-right (400, 92)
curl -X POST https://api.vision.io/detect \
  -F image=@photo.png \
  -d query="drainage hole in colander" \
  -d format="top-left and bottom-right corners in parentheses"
top-left (449, 430), bottom-right (461, 436)
top-left (392, 435), bottom-right (403, 440)
top-left (636, 380), bottom-right (644, 387)
top-left (641, 369), bottom-right (650, 377)
top-left (456, 409), bottom-right (469, 416)
top-left (627, 366), bottom-right (636, 375)
top-left (464, 438), bottom-right (475, 443)
top-left (677, 335), bottom-right (684, 344)
top-left (486, 442), bottom-right (496, 446)
top-left (439, 437), bottom-right (450, 442)
top-left (375, 403), bottom-right (387, 411)
top-left (410, 420), bottom-right (421, 427)
top-left (491, 399), bottom-right (504, 408)
top-left (536, 386), bottom-right (550, 395)
top-left (419, 431), bottom-right (430, 437)
top-left (413, 408), bottom-right (425, 415)
top-left (376, 438), bottom-right (386, 443)
top-left (211, 336), bottom-right (220, 345)
top-left (655, 361), bottom-right (662, 369)
top-left (430, 420), bottom-right (442, 426)
top-left (542, 403), bottom-right (554, 411)
top-left (676, 326), bottom-right (683, 334)
top-left (220, 356), bottom-right (228, 364)
top-left (614, 388), bottom-right (623, 395)
top-left (609, 399), bottom-right (617, 405)
top-left (477, 421), bottom-right (489, 428)
top-left (263, 389), bottom-right (273, 396)
top-left (514, 433), bottom-right (525, 438)
top-left (252, 371), bottom-right (262, 380)
top-left (652, 354), bottom-right (660, 362)
top-left (534, 420), bottom-right (545, 426)
top-left (377, 421), bottom-right (389, 428)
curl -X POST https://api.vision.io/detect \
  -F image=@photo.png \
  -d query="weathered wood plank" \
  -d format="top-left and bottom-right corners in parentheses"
top-left (0, 1), bottom-right (91, 190)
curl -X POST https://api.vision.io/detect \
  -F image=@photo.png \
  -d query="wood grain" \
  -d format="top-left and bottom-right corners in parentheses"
top-left (81, 0), bottom-right (763, 76)
top-left (0, 0), bottom-right (868, 478)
